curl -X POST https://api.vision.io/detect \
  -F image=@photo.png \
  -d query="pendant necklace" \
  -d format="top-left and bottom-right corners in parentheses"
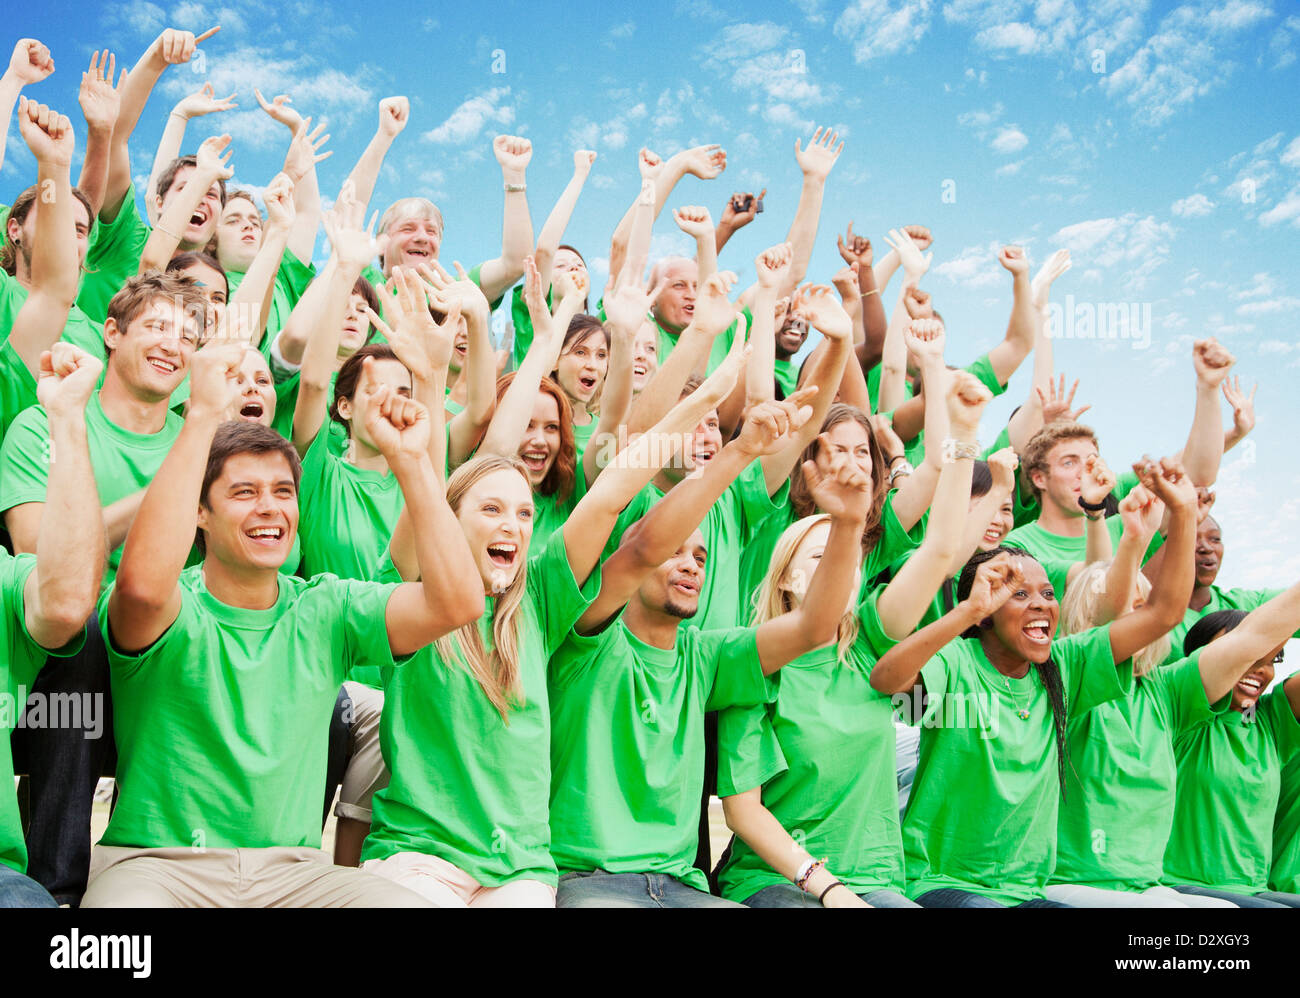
top-left (1003, 673), bottom-right (1032, 721)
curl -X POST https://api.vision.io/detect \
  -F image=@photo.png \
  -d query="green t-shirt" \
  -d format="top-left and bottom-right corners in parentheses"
top-left (226, 248), bottom-right (316, 353)
top-left (1052, 652), bottom-right (1223, 891)
top-left (549, 619), bottom-right (768, 892)
top-left (1003, 516), bottom-right (1159, 599)
top-left (0, 340), bottom-right (38, 443)
top-left (654, 310), bottom-right (749, 376)
top-left (869, 350), bottom-right (1007, 417)
top-left (1164, 585), bottom-right (1287, 665)
top-left (531, 470), bottom-right (587, 552)
top-left (773, 357), bottom-right (798, 398)
top-left (0, 269), bottom-right (105, 358)
top-left (866, 620), bottom-right (1128, 904)
top-left (605, 460), bottom-right (789, 633)
top-left (1272, 753), bottom-right (1300, 893)
top-left (572, 417), bottom-right (596, 464)
top-left (0, 392), bottom-right (183, 589)
top-left (77, 194), bottom-right (150, 323)
top-left (99, 565), bottom-right (403, 850)
top-left (363, 530), bottom-right (599, 886)
top-left (1163, 689), bottom-right (1300, 894)
top-left (508, 282), bottom-right (556, 370)
top-left (716, 607), bottom-right (904, 902)
top-left (0, 552), bottom-right (84, 873)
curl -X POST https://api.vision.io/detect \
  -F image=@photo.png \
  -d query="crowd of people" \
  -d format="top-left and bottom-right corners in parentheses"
top-left (0, 27), bottom-right (1296, 909)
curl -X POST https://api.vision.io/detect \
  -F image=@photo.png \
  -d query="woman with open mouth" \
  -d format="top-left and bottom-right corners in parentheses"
top-left (1046, 481), bottom-right (1296, 906)
top-left (1160, 604), bottom-right (1300, 908)
top-left (360, 329), bottom-right (749, 907)
top-left (716, 371), bottom-right (991, 908)
top-left (867, 456), bottom-right (1200, 907)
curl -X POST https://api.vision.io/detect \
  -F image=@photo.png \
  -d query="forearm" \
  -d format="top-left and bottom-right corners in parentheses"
top-left (30, 159), bottom-right (78, 306)
top-left (872, 250), bottom-right (900, 294)
top-left (584, 332), bottom-right (634, 484)
top-left (747, 288), bottom-right (778, 407)
top-left (694, 230), bottom-right (718, 283)
top-left (859, 265), bottom-right (886, 366)
top-left (626, 325), bottom-right (714, 435)
top-left (34, 412), bottom-right (104, 633)
top-left (535, 171), bottom-right (588, 291)
top-left (890, 361), bottom-right (947, 531)
top-left (1083, 512), bottom-right (1113, 565)
top-left (479, 326), bottom-right (554, 457)
top-left (286, 165), bottom-right (322, 262)
top-left (478, 173), bottom-right (533, 302)
top-left (228, 223), bottom-right (291, 342)
top-left (871, 605), bottom-right (976, 694)
top-left (293, 258), bottom-right (361, 449)
top-left (76, 124), bottom-right (114, 220)
top-left (0, 74), bottom-right (22, 171)
top-left (780, 176), bottom-right (826, 296)
top-left (345, 130), bottom-right (396, 209)
top-left (145, 111), bottom-right (188, 225)
top-left (104, 53), bottom-right (168, 218)
top-left (877, 292), bottom-right (910, 413)
top-left (140, 166), bottom-right (223, 270)
top-left (1181, 384), bottom-right (1225, 487)
top-left (1098, 531), bottom-right (1146, 623)
top-left (987, 272), bottom-right (1034, 385)
top-left (761, 335), bottom-right (850, 492)
top-left (722, 792), bottom-right (823, 888)
top-left (793, 513), bottom-right (868, 647)
top-left (103, 490), bottom-right (145, 552)
top-left (276, 260), bottom-right (337, 365)
top-left (952, 489), bottom-right (1011, 575)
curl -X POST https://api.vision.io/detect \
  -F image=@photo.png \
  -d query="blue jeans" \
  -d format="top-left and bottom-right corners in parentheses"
top-left (746, 882), bottom-right (920, 908)
top-left (917, 888), bottom-right (1072, 908)
top-left (557, 870), bottom-right (745, 908)
top-left (1172, 885), bottom-right (1300, 909)
top-left (0, 863), bottom-right (58, 908)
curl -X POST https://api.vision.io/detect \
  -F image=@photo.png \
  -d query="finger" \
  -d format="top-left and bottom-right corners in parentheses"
top-left (195, 26), bottom-right (221, 44)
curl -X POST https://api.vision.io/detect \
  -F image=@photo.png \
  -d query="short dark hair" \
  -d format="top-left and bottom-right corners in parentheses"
top-left (330, 343), bottom-right (403, 436)
top-left (196, 422), bottom-right (302, 553)
top-left (155, 156), bottom-right (229, 206)
top-left (2, 185), bottom-right (96, 275)
top-left (1183, 609), bottom-right (1248, 657)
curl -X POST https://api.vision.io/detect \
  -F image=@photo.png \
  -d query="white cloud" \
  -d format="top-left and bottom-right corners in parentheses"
top-left (995, 160), bottom-right (1024, 176)
top-left (957, 103), bottom-right (1004, 129)
top-left (763, 103), bottom-right (815, 131)
top-left (609, 21), bottom-right (636, 39)
top-left (1171, 193), bottom-right (1214, 217)
top-left (991, 126), bottom-right (1028, 153)
top-left (834, 0), bottom-right (934, 64)
top-left (1258, 188), bottom-right (1300, 227)
top-left (933, 241), bottom-right (1004, 289)
top-left (1236, 296), bottom-right (1300, 316)
top-left (1232, 272), bottom-right (1276, 300)
top-left (1282, 136), bottom-right (1300, 169)
top-left (424, 88), bottom-right (514, 144)
top-left (108, 0), bottom-right (166, 35)
top-left (566, 104), bottom-right (646, 152)
top-left (974, 21), bottom-right (1043, 54)
top-left (1049, 212), bottom-right (1176, 290)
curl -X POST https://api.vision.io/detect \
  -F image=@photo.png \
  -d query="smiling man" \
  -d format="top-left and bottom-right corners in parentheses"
top-left (0, 270), bottom-right (205, 904)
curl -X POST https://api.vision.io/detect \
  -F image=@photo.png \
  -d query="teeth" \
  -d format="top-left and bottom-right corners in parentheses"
top-left (150, 359), bottom-right (177, 373)
top-left (248, 528), bottom-right (281, 538)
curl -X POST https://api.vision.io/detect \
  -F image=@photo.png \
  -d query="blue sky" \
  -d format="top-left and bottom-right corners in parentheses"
top-left (5, 0), bottom-right (1300, 609)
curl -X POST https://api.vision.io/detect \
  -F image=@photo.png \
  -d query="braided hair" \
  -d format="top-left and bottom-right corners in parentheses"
top-left (956, 545), bottom-right (1071, 795)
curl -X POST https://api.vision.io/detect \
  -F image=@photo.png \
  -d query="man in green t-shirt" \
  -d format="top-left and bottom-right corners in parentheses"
top-left (550, 398), bottom-right (872, 908)
top-left (82, 344), bottom-right (483, 907)
top-left (2, 271), bottom-right (205, 904)
top-left (2, 340), bottom-right (107, 908)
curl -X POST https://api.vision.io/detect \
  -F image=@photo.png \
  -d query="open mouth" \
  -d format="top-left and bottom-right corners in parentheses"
top-left (671, 576), bottom-right (699, 596)
top-left (693, 448), bottom-right (716, 465)
top-left (983, 528), bottom-right (1004, 544)
top-left (147, 357), bottom-right (178, 376)
top-left (189, 209), bottom-right (208, 228)
top-left (1022, 619), bottom-right (1052, 644)
top-left (403, 247), bottom-right (431, 260)
top-left (1196, 558), bottom-right (1218, 571)
top-left (578, 375), bottom-right (597, 392)
top-left (633, 363), bottom-right (648, 378)
top-left (245, 525), bottom-right (285, 545)
top-left (487, 542), bottom-right (517, 568)
top-left (1237, 676), bottom-right (1263, 697)
top-left (239, 400), bottom-right (265, 420)
top-left (520, 449), bottom-right (549, 473)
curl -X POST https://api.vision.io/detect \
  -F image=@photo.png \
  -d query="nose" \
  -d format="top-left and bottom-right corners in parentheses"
top-left (253, 488), bottom-right (276, 515)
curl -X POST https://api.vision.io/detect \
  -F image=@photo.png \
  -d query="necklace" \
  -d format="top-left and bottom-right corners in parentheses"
top-left (1003, 673), bottom-right (1032, 721)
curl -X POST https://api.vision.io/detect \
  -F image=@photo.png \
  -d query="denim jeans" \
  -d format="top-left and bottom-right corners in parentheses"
top-left (10, 610), bottom-right (113, 906)
top-left (557, 870), bottom-right (745, 908)
top-left (1172, 884), bottom-right (1300, 909)
top-left (0, 863), bottom-right (59, 908)
top-left (916, 887), bottom-right (1072, 908)
top-left (746, 882), bottom-right (921, 908)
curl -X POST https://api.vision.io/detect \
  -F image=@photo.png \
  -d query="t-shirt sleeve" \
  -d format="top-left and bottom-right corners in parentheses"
top-left (1260, 687), bottom-right (1300, 765)
top-left (0, 405), bottom-right (51, 514)
top-left (857, 582), bottom-right (902, 658)
top-left (526, 527), bottom-right (601, 656)
top-left (731, 458), bottom-right (789, 543)
top-left (1, 552), bottom-right (83, 690)
top-left (278, 249), bottom-right (315, 302)
top-left (716, 701), bottom-right (788, 797)
top-left (864, 489), bottom-right (925, 580)
top-left (468, 262), bottom-right (506, 311)
top-left (1054, 623), bottom-right (1129, 719)
top-left (99, 582), bottom-right (194, 680)
top-left (338, 578), bottom-right (411, 676)
top-left (963, 351), bottom-right (1008, 397)
top-left (1155, 650), bottom-right (1225, 737)
top-left (548, 616), bottom-right (622, 690)
top-left (77, 195), bottom-right (149, 322)
top-left (0, 340), bottom-right (37, 441)
top-left (694, 626), bottom-right (769, 711)
top-left (296, 419), bottom-right (334, 512)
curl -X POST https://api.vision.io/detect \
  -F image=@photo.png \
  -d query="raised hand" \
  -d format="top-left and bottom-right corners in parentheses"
top-left (903, 317), bottom-right (946, 366)
top-left (17, 97), bottom-right (74, 167)
top-left (322, 182), bottom-right (379, 270)
top-left (37, 343), bottom-right (103, 416)
top-left (1192, 338), bottom-right (1235, 389)
top-left (946, 370), bottom-right (993, 438)
top-left (416, 259), bottom-right (490, 322)
top-left (493, 134), bottom-right (532, 173)
top-left (901, 225), bottom-right (932, 251)
top-left (1080, 453), bottom-right (1115, 506)
top-left (831, 264), bottom-right (860, 302)
top-left (794, 126), bottom-right (843, 180)
top-left (720, 189), bottom-right (765, 231)
top-left (884, 227), bottom-right (932, 282)
top-left (737, 388), bottom-right (820, 459)
top-left (79, 51), bottom-right (124, 133)
top-left (793, 283), bottom-right (852, 341)
top-left (672, 205), bottom-right (714, 240)
top-left (175, 81), bottom-right (237, 120)
top-left (360, 358), bottom-right (431, 461)
top-left (693, 271), bottom-right (740, 337)
top-left (755, 242), bottom-right (794, 291)
top-left (262, 173), bottom-right (296, 230)
top-left (678, 143), bottom-right (726, 180)
top-left (964, 553), bottom-right (1019, 620)
top-left (1222, 375), bottom-right (1257, 436)
top-left (998, 245), bottom-right (1029, 276)
top-left (377, 96), bottom-right (409, 139)
top-left (605, 266), bottom-right (667, 336)
top-left (1118, 484), bottom-right (1164, 542)
top-left (8, 39), bottom-right (54, 84)
top-left (196, 133), bottom-right (234, 180)
top-left (638, 147), bottom-right (664, 184)
top-left (369, 266), bottom-right (460, 380)
top-left (1195, 486), bottom-right (1216, 525)
top-left (282, 118), bottom-right (331, 183)
top-left (253, 89), bottom-right (303, 130)
top-left (987, 447), bottom-right (1020, 494)
top-left (188, 338), bottom-right (246, 416)
top-left (869, 413), bottom-right (905, 461)
top-left (803, 437), bottom-right (872, 522)
top-left (153, 26), bottom-right (220, 66)
top-left (902, 285), bottom-right (933, 320)
top-left (1031, 248), bottom-right (1071, 310)
top-left (520, 255), bottom-right (554, 342)
top-left (1134, 455), bottom-right (1197, 512)
top-left (1036, 374), bottom-right (1091, 424)
top-left (836, 222), bottom-right (873, 267)
top-left (573, 149), bottom-right (597, 175)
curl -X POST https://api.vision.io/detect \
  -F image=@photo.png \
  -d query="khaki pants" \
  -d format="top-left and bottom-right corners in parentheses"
top-left (363, 852), bottom-right (556, 908)
top-left (82, 845), bottom-right (431, 908)
top-left (336, 681), bottom-right (388, 823)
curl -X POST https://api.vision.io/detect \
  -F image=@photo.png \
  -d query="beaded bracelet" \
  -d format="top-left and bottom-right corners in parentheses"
top-left (796, 858), bottom-right (826, 892)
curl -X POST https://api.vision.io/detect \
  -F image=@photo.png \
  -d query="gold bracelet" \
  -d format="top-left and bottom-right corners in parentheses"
top-left (861, 288), bottom-right (881, 297)
top-left (154, 220), bottom-right (181, 240)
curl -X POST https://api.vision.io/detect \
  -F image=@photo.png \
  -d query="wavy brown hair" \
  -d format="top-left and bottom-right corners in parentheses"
top-left (788, 403), bottom-right (888, 553)
top-left (494, 373), bottom-right (577, 502)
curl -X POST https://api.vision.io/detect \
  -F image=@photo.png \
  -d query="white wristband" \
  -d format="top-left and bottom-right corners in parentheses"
top-left (795, 858), bottom-right (815, 885)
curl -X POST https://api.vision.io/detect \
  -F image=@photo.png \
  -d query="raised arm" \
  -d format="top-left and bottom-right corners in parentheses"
top-left (877, 373), bottom-right (992, 638)
top-left (534, 149), bottom-right (595, 292)
top-left (1197, 579), bottom-right (1300, 708)
top-left (871, 224), bottom-right (932, 294)
top-left (877, 228), bottom-right (931, 413)
top-left (344, 96), bottom-right (408, 210)
top-left (754, 452), bottom-right (871, 673)
top-left (714, 188), bottom-right (765, 256)
top-left (607, 148), bottom-right (663, 287)
top-left (138, 133), bottom-right (232, 273)
top-left (0, 39), bottom-right (54, 173)
top-left (1090, 485), bottom-right (1164, 625)
top-left (744, 242), bottom-right (793, 409)
top-left (779, 127), bottom-right (842, 296)
top-left (1221, 376), bottom-right (1257, 454)
top-left (107, 340), bottom-right (242, 651)
top-left (474, 135), bottom-right (534, 304)
top-left (1106, 457), bottom-right (1199, 665)
top-left (984, 246), bottom-right (1035, 386)
top-left (1006, 250), bottom-right (1071, 453)
top-left (610, 144), bottom-right (727, 268)
top-left (256, 92), bottom-right (331, 263)
top-left (25, 345), bottom-right (106, 649)
top-left (143, 81), bottom-right (236, 224)
top-left (105, 26), bottom-right (219, 220)
top-left (1181, 338), bottom-right (1234, 487)
top-left (890, 319), bottom-right (951, 531)
top-left (225, 173), bottom-right (294, 343)
top-left (673, 205), bottom-right (718, 283)
top-left (10, 99), bottom-right (79, 375)
top-left (953, 447), bottom-right (1018, 574)
top-left (75, 50), bottom-right (124, 220)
